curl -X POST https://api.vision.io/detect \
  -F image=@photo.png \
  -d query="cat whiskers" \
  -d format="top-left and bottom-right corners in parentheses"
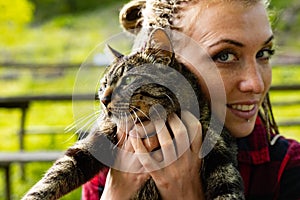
top-left (78, 111), bottom-right (102, 136)
top-left (65, 110), bottom-right (101, 140)
top-left (114, 111), bottom-right (134, 150)
top-left (130, 99), bottom-right (167, 122)
top-left (113, 102), bottom-right (166, 151)
top-left (121, 112), bottom-right (132, 150)
top-left (129, 105), bottom-right (151, 122)
top-left (114, 112), bottom-right (126, 149)
top-left (164, 93), bottom-right (175, 107)
top-left (65, 110), bottom-right (100, 132)
top-left (130, 106), bottom-right (153, 147)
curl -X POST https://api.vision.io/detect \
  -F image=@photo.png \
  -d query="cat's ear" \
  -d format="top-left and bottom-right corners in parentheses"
top-left (106, 44), bottom-right (124, 59)
top-left (147, 28), bottom-right (174, 61)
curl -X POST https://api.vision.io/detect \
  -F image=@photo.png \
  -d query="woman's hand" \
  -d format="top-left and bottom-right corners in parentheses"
top-left (100, 127), bottom-right (150, 200)
top-left (130, 111), bottom-right (205, 200)
top-left (100, 168), bottom-right (149, 200)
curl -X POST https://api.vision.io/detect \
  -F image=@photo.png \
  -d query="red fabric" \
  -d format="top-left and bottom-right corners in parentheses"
top-left (82, 168), bottom-right (109, 200)
top-left (238, 117), bottom-right (300, 199)
top-left (237, 117), bottom-right (270, 164)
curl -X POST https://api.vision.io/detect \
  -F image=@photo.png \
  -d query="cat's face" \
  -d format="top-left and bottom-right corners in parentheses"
top-left (98, 29), bottom-right (181, 126)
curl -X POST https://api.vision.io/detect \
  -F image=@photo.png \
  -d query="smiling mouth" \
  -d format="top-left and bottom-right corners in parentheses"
top-left (227, 103), bottom-right (258, 120)
top-left (229, 104), bottom-right (255, 112)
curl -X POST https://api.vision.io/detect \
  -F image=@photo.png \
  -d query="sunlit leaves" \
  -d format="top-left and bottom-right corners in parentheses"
top-left (0, 0), bottom-right (35, 45)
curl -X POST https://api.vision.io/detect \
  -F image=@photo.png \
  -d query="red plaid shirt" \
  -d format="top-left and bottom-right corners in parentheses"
top-left (82, 117), bottom-right (300, 200)
top-left (238, 118), bottom-right (300, 199)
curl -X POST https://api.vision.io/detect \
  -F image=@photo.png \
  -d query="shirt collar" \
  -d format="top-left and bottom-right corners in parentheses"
top-left (237, 117), bottom-right (270, 164)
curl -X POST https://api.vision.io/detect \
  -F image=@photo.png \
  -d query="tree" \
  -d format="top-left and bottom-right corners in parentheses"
top-left (0, 0), bottom-right (34, 45)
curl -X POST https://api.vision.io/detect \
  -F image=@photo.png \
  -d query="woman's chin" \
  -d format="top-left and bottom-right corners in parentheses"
top-left (225, 116), bottom-right (257, 138)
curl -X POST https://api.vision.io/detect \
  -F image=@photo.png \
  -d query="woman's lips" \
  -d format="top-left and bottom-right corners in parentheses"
top-left (227, 103), bottom-right (258, 120)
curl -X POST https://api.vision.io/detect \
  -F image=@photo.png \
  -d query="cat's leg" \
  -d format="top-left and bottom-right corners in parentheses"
top-left (22, 120), bottom-right (117, 200)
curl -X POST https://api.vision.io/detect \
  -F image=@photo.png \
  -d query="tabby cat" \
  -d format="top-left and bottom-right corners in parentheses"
top-left (22, 28), bottom-right (244, 200)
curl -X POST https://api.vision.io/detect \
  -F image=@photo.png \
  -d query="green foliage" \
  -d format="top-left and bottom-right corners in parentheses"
top-left (0, 0), bottom-right (35, 45)
top-left (29, 0), bottom-right (128, 23)
top-left (272, 66), bottom-right (300, 85)
top-left (268, 0), bottom-right (300, 48)
top-left (269, 0), bottom-right (295, 9)
top-left (0, 0), bottom-right (34, 27)
top-left (0, 3), bottom-right (124, 63)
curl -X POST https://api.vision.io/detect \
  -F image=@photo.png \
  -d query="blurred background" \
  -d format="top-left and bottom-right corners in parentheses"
top-left (0, 0), bottom-right (299, 199)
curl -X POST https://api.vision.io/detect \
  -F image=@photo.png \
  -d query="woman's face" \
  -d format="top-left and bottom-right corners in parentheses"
top-left (182, 2), bottom-right (274, 137)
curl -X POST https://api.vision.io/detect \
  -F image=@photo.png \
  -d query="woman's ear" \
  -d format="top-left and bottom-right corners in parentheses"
top-left (146, 28), bottom-right (174, 62)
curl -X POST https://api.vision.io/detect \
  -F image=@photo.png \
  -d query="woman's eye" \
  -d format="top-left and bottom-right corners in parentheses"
top-left (213, 51), bottom-right (237, 63)
top-left (256, 49), bottom-right (275, 60)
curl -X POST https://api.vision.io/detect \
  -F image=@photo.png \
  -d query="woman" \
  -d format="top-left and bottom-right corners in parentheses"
top-left (83, 0), bottom-right (300, 199)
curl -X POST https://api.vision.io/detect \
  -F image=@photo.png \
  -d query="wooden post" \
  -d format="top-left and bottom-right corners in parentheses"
top-left (4, 164), bottom-right (11, 200)
top-left (19, 104), bottom-right (28, 180)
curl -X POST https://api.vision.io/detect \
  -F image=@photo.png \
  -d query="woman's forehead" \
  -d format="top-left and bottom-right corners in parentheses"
top-left (181, 2), bottom-right (272, 46)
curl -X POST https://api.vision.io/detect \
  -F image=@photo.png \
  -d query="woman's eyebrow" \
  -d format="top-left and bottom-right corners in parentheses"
top-left (209, 35), bottom-right (274, 48)
top-left (209, 39), bottom-right (244, 48)
top-left (264, 35), bottom-right (274, 45)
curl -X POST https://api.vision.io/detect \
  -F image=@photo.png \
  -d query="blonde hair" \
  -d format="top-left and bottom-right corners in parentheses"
top-left (120, 0), bottom-right (270, 34)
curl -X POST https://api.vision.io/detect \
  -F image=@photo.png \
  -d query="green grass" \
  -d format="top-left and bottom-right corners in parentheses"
top-left (270, 65), bottom-right (300, 140)
top-left (0, 101), bottom-right (81, 199)
top-left (272, 65), bottom-right (300, 86)
top-left (270, 90), bottom-right (300, 140)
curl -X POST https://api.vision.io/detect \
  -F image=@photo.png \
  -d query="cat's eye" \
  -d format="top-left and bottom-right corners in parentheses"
top-left (102, 82), bottom-right (107, 88)
top-left (123, 76), bottom-right (135, 85)
top-left (99, 79), bottom-right (107, 92)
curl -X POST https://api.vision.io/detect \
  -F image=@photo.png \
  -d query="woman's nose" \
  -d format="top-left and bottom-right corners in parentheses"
top-left (239, 61), bottom-right (265, 94)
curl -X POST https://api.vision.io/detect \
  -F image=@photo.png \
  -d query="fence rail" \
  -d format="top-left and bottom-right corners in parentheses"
top-left (0, 94), bottom-right (86, 200)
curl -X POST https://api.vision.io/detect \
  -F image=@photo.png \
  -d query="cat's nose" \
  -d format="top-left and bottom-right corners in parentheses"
top-left (101, 96), bottom-right (111, 107)
top-left (100, 87), bottom-right (113, 107)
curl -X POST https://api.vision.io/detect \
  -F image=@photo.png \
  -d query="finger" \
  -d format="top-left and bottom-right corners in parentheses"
top-left (150, 148), bottom-right (163, 162)
top-left (181, 111), bottom-right (202, 153)
top-left (130, 130), bottom-right (160, 172)
top-left (117, 121), bottom-right (134, 134)
top-left (153, 118), bottom-right (177, 164)
top-left (116, 130), bottom-right (127, 147)
top-left (114, 146), bottom-right (143, 173)
top-left (114, 135), bottom-right (145, 172)
top-left (121, 136), bottom-right (134, 152)
top-left (132, 122), bottom-right (160, 152)
top-left (117, 120), bottom-right (134, 141)
top-left (142, 135), bottom-right (160, 152)
top-left (132, 121), bottom-right (156, 139)
top-left (114, 132), bottom-right (145, 173)
top-left (168, 113), bottom-right (190, 157)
